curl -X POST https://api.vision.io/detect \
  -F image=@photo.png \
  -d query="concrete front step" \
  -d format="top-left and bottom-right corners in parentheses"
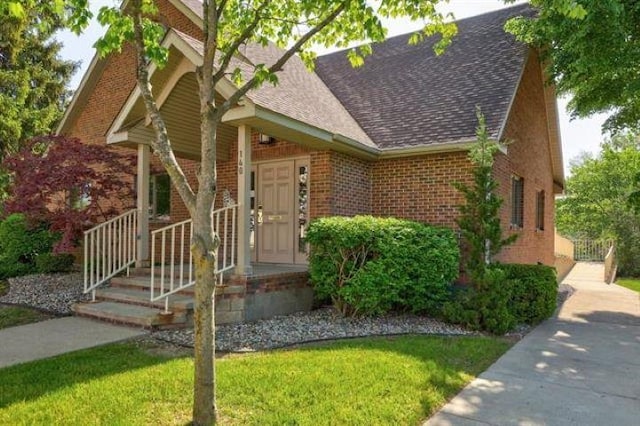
top-left (129, 266), bottom-right (194, 279)
top-left (110, 275), bottom-right (195, 295)
top-left (72, 301), bottom-right (187, 329)
top-left (95, 287), bottom-right (194, 311)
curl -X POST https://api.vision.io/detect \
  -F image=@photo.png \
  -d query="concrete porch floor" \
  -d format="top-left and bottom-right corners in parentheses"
top-left (230, 263), bottom-right (308, 278)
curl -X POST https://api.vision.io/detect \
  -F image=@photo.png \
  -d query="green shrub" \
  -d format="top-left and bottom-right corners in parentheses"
top-left (0, 263), bottom-right (34, 280)
top-left (306, 216), bottom-right (459, 317)
top-left (498, 264), bottom-right (558, 325)
top-left (36, 253), bottom-right (75, 273)
top-left (442, 269), bottom-right (516, 335)
top-left (442, 263), bottom-right (558, 334)
top-left (0, 214), bottom-right (58, 278)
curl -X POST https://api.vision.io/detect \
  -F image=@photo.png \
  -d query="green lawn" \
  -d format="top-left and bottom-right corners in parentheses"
top-left (0, 281), bottom-right (51, 329)
top-left (616, 277), bottom-right (640, 293)
top-left (0, 335), bottom-right (510, 425)
top-left (0, 305), bottom-right (51, 330)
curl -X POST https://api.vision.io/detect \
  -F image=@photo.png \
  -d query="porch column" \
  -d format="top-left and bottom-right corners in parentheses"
top-left (136, 144), bottom-right (150, 267)
top-left (236, 125), bottom-right (253, 275)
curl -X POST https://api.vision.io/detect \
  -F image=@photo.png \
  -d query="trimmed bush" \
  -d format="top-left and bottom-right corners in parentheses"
top-left (442, 269), bottom-right (516, 335)
top-left (0, 263), bottom-right (34, 280)
top-left (36, 253), bottom-right (75, 273)
top-left (0, 214), bottom-right (57, 279)
top-left (498, 264), bottom-right (558, 325)
top-left (306, 216), bottom-right (459, 317)
top-left (442, 263), bottom-right (558, 334)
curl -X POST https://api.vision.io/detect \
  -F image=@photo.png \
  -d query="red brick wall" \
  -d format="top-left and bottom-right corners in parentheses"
top-left (493, 50), bottom-right (555, 266)
top-left (371, 152), bottom-right (474, 227)
top-left (331, 152), bottom-right (372, 216)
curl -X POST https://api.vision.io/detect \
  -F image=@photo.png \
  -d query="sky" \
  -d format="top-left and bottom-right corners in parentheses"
top-left (57, 0), bottom-right (607, 176)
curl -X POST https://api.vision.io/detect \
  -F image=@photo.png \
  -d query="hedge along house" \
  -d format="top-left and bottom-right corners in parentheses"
top-left (58, 1), bottom-right (564, 327)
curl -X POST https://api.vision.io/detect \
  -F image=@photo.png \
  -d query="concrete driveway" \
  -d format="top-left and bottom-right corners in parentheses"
top-left (427, 262), bottom-right (640, 425)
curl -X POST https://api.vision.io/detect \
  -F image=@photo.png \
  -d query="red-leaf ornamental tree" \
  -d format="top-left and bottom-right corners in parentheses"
top-left (3, 135), bottom-right (136, 253)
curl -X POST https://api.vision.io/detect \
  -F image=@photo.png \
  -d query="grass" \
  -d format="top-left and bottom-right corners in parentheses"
top-left (0, 335), bottom-right (511, 425)
top-left (0, 280), bottom-right (52, 330)
top-left (0, 306), bottom-right (51, 330)
top-left (616, 277), bottom-right (640, 293)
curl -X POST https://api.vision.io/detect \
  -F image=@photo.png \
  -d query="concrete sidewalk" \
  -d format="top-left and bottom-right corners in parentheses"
top-left (427, 262), bottom-right (640, 426)
top-left (0, 317), bottom-right (145, 368)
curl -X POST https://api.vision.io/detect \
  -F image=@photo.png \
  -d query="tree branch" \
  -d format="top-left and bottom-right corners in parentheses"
top-left (202, 0), bottom-right (218, 78)
top-left (215, 0), bottom-right (228, 22)
top-left (218, 2), bottom-right (347, 116)
top-left (130, 0), bottom-right (196, 216)
top-left (211, 1), bottom-right (270, 87)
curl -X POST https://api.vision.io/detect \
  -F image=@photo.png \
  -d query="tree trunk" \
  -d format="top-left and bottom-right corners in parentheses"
top-left (191, 203), bottom-right (219, 425)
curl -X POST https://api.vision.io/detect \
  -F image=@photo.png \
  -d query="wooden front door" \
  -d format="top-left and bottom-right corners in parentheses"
top-left (257, 161), bottom-right (295, 263)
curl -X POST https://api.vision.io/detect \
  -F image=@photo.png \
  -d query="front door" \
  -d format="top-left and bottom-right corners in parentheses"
top-left (257, 161), bottom-right (295, 263)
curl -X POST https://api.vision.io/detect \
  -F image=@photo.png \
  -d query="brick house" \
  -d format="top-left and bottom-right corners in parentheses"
top-left (58, 1), bottom-right (564, 326)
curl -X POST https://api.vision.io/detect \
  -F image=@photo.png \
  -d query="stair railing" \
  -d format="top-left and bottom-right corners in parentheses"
top-left (150, 204), bottom-right (237, 312)
top-left (84, 209), bottom-right (138, 301)
top-left (604, 243), bottom-right (618, 284)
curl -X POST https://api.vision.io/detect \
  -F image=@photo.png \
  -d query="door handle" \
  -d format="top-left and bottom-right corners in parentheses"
top-left (257, 205), bottom-right (263, 225)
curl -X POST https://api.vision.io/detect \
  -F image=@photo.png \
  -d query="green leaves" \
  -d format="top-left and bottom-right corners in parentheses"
top-left (455, 109), bottom-right (515, 278)
top-left (0, 0), bottom-right (77, 163)
top-left (95, 7), bottom-right (133, 56)
top-left (507, 0), bottom-right (639, 131)
top-left (6, 2), bottom-right (26, 19)
top-left (94, 5), bottom-right (168, 67)
top-left (307, 216), bottom-right (459, 317)
top-left (558, 132), bottom-right (640, 275)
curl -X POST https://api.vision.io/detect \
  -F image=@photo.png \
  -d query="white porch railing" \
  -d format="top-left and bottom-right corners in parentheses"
top-left (151, 204), bottom-right (237, 312)
top-left (84, 209), bottom-right (138, 301)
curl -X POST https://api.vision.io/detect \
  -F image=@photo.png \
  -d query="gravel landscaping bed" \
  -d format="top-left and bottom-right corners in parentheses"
top-left (0, 273), bottom-right (89, 315)
top-left (153, 307), bottom-right (475, 352)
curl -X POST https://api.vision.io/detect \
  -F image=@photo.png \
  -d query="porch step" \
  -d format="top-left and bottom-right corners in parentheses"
top-left (129, 266), bottom-right (195, 279)
top-left (110, 276), bottom-right (195, 295)
top-left (95, 287), bottom-right (194, 311)
top-left (72, 301), bottom-right (187, 329)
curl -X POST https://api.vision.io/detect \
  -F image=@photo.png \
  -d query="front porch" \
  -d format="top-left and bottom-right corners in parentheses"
top-left (75, 30), bottom-right (368, 326)
top-left (75, 261), bottom-right (311, 329)
top-left (77, 100), bottom-right (319, 327)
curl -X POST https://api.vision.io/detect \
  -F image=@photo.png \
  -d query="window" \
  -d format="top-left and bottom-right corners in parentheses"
top-left (71, 182), bottom-right (91, 210)
top-left (511, 176), bottom-right (524, 228)
top-left (149, 174), bottom-right (170, 220)
top-left (536, 190), bottom-right (545, 231)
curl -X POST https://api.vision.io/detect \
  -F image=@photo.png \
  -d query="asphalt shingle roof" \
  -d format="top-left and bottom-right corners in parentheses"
top-left (315, 4), bottom-right (533, 149)
top-left (172, 29), bottom-right (374, 146)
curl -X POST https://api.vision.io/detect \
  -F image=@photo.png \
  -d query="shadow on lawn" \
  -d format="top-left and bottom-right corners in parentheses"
top-left (0, 340), bottom-right (182, 409)
top-left (217, 334), bottom-right (510, 422)
top-left (0, 334), bottom-right (509, 424)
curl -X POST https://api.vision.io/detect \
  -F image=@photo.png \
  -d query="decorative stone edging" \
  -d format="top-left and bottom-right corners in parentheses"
top-left (152, 307), bottom-right (475, 352)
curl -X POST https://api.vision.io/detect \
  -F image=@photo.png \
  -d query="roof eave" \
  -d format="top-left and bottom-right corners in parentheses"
top-left (56, 53), bottom-right (106, 135)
